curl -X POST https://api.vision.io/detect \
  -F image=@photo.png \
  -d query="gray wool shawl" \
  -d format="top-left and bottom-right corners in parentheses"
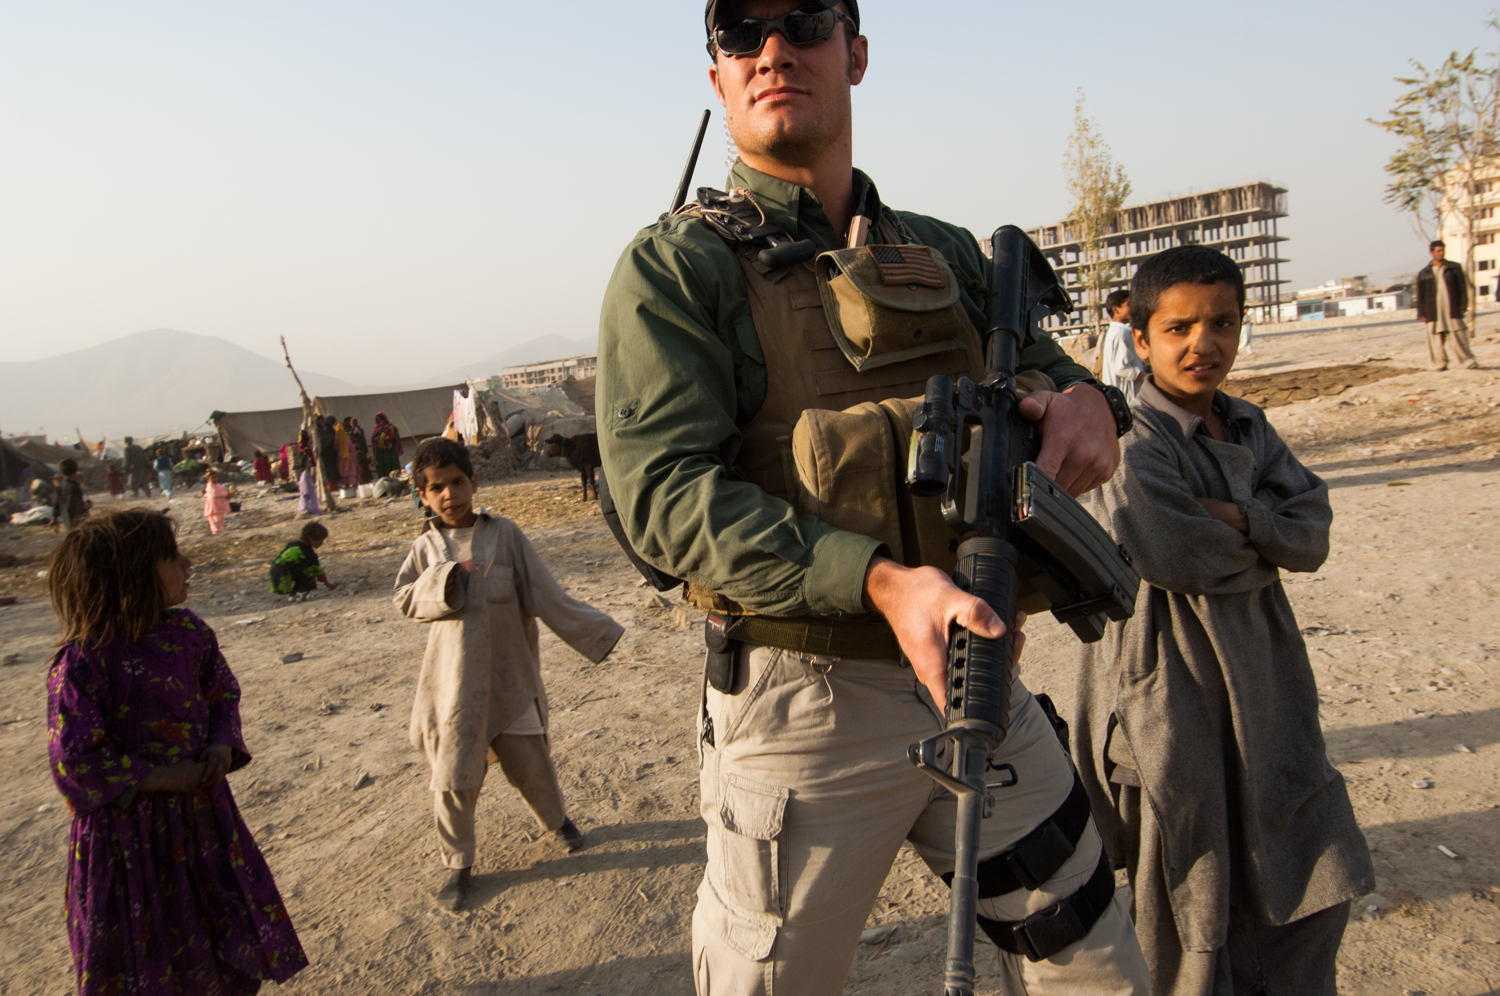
top-left (1073, 378), bottom-right (1372, 952)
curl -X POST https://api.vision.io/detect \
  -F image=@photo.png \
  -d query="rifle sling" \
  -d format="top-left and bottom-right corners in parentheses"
top-left (977, 850), bottom-right (1115, 962)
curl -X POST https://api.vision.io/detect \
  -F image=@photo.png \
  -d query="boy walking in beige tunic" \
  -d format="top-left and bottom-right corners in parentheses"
top-left (394, 438), bottom-right (624, 911)
top-left (1074, 246), bottom-right (1373, 995)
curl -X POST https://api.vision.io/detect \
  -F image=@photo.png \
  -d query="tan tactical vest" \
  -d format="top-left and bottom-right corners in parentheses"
top-left (680, 191), bottom-right (992, 616)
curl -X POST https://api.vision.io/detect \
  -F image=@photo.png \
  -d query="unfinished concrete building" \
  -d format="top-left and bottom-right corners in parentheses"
top-left (1024, 182), bottom-right (1289, 334)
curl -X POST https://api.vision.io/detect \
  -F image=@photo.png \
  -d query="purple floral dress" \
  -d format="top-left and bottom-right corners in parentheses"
top-left (47, 609), bottom-right (307, 996)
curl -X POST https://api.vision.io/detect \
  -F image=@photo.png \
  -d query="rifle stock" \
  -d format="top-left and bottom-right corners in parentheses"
top-left (906, 226), bottom-right (1139, 995)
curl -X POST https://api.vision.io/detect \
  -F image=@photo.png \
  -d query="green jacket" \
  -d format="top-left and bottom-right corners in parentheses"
top-left (597, 161), bottom-right (1093, 618)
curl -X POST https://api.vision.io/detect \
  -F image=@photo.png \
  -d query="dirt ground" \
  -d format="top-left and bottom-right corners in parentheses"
top-left (3, 311), bottom-right (1500, 996)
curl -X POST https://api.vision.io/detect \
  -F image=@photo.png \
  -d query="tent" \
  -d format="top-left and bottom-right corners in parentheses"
top-left (1, 438), bottom-right (46, 490)
top-left (213, 384), bottom-right (467, 461)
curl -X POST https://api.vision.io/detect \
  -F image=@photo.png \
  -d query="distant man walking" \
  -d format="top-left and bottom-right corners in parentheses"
top-left (123, 436), bottom-right (152, 497)
top-left (1414, 240), bottom-right (1477, 370)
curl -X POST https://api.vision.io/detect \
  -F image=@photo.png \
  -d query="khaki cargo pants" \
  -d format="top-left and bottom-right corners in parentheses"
top-left (693, 645), bottom-right (1150, 996)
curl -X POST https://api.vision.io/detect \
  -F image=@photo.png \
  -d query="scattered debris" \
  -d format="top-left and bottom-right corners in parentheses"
top-left (1438, 845), bottom-right (1461, 860)
top-left (233, 616), bottom-right (267, 626)
top-left (352, 771), bottom-right (372, 790)
top-left (318, 702), bottom-right (339, 715)
top-left (860, 926), bottom-right (891, 945)
top-left (2, 654), bottom-right (21, 667)
top-left (279, 652), bottom-right (304, 664)
top-left (1457, 744), bottom-right (1474, 753)
top-left (1361, 893), bottom-right (1395, 911)
top-left (368, 703), bottom-right (386, 713)
top-left (1413, 780), bottom-right (1433, 789)
top-left (0, 595), bottom-right (18, 607)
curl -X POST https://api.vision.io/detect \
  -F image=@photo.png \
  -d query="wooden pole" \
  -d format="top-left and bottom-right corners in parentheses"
top-left (280, 337), bottom-right (333, 510)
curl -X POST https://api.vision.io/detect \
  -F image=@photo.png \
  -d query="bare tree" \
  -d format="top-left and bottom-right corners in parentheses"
top-left (1063, 92), bottom-right (1131, 338)
top-left (1371, 17), bottom-right (1500, 324)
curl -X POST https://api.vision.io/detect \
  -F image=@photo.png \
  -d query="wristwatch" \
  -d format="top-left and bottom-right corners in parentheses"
top-left (1091, 383), bottom-right (1134, 438)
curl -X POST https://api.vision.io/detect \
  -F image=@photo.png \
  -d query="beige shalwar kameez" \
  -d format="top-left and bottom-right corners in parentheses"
top-left (395, 513), bottom-right (623, 869)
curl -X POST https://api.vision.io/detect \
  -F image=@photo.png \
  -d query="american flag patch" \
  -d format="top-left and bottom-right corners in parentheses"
top-left (868, 244), bottom-right (946, 288)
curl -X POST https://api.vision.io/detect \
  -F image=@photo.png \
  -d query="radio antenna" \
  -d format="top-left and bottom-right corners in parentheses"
top-left (668, 109), bottom-right (712, 217)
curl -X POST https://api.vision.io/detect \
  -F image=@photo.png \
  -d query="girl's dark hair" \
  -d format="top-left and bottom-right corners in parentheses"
top-left (1129, 245), bottom-right (1245, 334)
top-left (59, 458), bottom-right (78, 476)
top-left (412, 437), bottom-right (474, 490)
top-left (49, 510), bottom-right (178, 648)
top-left (300, 521), bottom-right (329, 544)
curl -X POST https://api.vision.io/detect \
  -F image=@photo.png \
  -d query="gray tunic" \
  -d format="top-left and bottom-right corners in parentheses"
top-left (1072, 379), bottom-right (1372, 958)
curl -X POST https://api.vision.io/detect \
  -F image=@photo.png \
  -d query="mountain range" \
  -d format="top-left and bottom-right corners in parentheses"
top-left (0, 329), bottom-right (598, 441)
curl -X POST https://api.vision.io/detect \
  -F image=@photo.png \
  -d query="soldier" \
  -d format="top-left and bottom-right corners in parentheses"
top-left (598, 3), bottom-right (1147, 994)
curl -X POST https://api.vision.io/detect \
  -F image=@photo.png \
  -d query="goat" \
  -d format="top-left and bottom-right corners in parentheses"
top-left (543, 432), bottom-right (600, 501)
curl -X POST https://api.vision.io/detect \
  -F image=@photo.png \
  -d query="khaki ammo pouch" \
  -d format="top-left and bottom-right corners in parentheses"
top-left (788, 372), bottom-right (1058, 578)
top-left (815, 244), bottom-right (976, 372)
top-left (682, 371), bottom-right (1057, 660)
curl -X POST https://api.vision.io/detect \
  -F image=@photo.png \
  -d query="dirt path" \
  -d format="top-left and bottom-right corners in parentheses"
top-left (2, 314), bottom-right (1498, 995)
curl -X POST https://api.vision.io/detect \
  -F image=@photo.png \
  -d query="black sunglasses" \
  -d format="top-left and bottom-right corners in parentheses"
top-left (709, 7), bottom-right (854, 57)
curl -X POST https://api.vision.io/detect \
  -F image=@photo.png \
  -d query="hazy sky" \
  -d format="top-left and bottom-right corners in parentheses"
top-left (2, 1), bottom-right (1496, 385)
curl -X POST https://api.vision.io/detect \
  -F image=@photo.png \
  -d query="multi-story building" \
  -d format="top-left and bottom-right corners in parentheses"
top-left (1024, 181), bottom-right (1289, 334)
top-left (495, 354), bottom-right (598, 389)
top-left (1438, 168), bottom-right (1500, 301)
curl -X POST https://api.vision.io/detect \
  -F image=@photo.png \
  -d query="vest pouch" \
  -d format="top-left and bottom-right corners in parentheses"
top-left (789, 371), bottom-right (1060, 590)
top-left (790, 403), bottom-right (906, 561)
top-left (815, 245), bottom-right (979, 373)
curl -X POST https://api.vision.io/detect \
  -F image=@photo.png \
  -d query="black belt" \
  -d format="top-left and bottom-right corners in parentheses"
top-left (979, 850), bottom-right (1115, 962)
top-left (942, 768), bottom-right (1092, 896)
top-left (723, 614), bottom-right (902, 661)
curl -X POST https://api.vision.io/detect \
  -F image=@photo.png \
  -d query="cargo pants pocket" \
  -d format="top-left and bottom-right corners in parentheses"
top-left (710, 773), bottom-right (789, 921)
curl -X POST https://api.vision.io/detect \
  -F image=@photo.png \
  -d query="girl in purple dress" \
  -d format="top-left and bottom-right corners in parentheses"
top-left (46, 510), bottom-right (307, 995)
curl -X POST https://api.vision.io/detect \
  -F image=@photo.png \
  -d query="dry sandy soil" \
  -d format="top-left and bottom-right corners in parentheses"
top-left (3, 312), bottom-right (1500, 996)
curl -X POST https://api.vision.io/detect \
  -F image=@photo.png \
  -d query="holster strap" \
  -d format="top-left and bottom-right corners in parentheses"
top-left (978, 850), bottom-right (1115, 963)
top-left (724, 614), bottom-right (902, 662)
top-left (943, 767), bottom-right (1092, 896)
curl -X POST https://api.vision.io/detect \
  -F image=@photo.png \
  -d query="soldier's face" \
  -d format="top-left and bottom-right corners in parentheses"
top-left (709, 1), bottom-right (867, 169)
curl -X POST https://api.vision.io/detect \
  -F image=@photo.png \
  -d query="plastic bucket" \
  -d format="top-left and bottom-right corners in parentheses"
top-left (357, 484), bottom-right (374, 499)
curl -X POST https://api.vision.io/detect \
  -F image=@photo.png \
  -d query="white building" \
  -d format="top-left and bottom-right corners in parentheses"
top-left (1438, 168), bottom-right (1500, 300)
top-left (1289, 276), bottom-right (1411, 321)
top-left (495, 354), bottom-right (598, 389)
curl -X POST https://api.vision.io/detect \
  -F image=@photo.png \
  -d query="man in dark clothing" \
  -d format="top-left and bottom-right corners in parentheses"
top-left (122, 436), bottom-right (152, 497)
top-left (1414, 240), bottom-right (1478, 370)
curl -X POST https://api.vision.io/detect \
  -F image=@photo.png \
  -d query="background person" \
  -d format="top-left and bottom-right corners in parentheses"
top-left (123, 436), bottom-right (152, 497)
top-left (372, 412), bottom-right (403, 477)
top-left (154, 447), bottom-right (174, 497)
top-left (1414, 240), bottom-right (1477, 370)
top-left (202, 469), bottom-right (229, 535)
top-left (395, 438), bottom-right (623, 912)
top-left (270, 520), bottom-right (337, 600)
top-left (1101, 288), bottom-right (1146, 402)
top-left (53, 458), bottom-right (91, 532)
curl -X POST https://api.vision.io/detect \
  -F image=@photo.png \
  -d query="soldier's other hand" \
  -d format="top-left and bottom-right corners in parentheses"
top-left (1018, 384), bottom-right (1120, 496)
top-left (862, 558), bottom-right (1008, 710)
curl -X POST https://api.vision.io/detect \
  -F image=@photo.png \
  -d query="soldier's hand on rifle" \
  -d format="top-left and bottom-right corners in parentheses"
top-left (863, 558), bottom-right (1027, 710)
top-left (1018, 384), bottom-right (1121, 496)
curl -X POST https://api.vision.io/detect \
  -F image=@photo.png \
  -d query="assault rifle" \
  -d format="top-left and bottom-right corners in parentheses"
top-left (905, 226), bottom-right (1140, 996)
